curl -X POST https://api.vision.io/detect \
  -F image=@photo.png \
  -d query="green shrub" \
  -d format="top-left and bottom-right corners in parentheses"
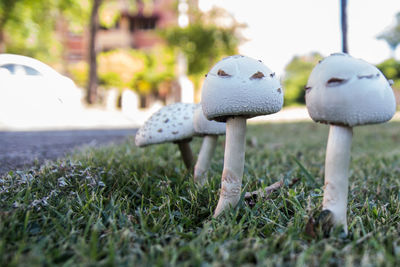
top-left (377, 58), bottom-right (400, 88)
top-left (282, 53), bottom-right (323, 106)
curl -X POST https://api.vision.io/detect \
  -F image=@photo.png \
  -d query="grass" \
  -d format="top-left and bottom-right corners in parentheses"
top-left (1, 121), bottom-right (400, 266)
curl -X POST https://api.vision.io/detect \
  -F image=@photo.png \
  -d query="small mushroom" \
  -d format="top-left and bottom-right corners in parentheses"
top-left (201, 55), bottom-right (284, 217)
top-left (135, 102), bottom-right (199, 169)
top-left (305, 53), bottom-right (396, 235)
top-left (193, 105), bottom-right (226, 185)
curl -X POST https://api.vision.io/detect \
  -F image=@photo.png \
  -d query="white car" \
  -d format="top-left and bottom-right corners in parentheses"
top-left (0, 54), bottom-right (83, 127)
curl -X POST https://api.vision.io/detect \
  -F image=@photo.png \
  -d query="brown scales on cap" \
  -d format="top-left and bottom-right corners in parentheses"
top-left (357, 73), bottom-right (379, 79)
top-left (217, 69), bottom-right (231, 77)
top-left (327, 77), bottom-right (348, 85)
top-left (250, 71), bottom-right (265, 79)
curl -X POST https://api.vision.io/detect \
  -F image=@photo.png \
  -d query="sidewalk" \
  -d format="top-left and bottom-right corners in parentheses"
top-left (0, 106), bottom-right (150, 131)
top-left (0, 104), bottom-right (399, 131)
top-left (249, 106), bottom-right (312, 124)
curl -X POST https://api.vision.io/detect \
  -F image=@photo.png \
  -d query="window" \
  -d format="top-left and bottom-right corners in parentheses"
top-left (23, 65), bottom-right (42, 76)
top-left (130, 16), bottom-right (158, 32)
top-left (0, 64), bottom-right (16, 74)
top-left (0, 64), bottom-right (42, 76)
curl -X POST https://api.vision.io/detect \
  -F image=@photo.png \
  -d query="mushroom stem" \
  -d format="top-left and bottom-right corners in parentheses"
top-left (214, 117), bottom-right (247, 217)
top-left (323, 125), bottom-right (353, 234)
top-left (177, 141), bottom-right (194, 170)
top-left (194, 135), bottom-right (218, 185)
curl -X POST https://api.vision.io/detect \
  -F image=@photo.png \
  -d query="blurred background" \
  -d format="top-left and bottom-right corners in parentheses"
top-left (0, 0), bottom-right (399, 130)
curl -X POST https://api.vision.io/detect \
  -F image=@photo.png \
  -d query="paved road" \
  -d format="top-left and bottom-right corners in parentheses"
top-left (0, 128), bottom-right (137, 175)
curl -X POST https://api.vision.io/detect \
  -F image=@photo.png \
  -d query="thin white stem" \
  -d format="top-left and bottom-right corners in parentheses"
top-left (194, 135), bottom-right (218, 185)
top-left (323, 125), bottom-right (353, 234)
top-left (213, 117), bottom-right (247, 217)
top-left (177, 141), bottom-right (194, 170)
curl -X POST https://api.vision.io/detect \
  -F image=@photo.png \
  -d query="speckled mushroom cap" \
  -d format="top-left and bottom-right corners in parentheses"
top-left (193, 105), bottom-right (226, 136)
top-left (201, 55), bottom-right (284, 122)
top-left (135, 102), bottom-right (198, 147)
top-left (305, 53), bottom-right (396, 127)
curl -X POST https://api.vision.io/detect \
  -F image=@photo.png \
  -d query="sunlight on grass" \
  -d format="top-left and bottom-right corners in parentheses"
top-left (1, 122), bottom-right (400, 265)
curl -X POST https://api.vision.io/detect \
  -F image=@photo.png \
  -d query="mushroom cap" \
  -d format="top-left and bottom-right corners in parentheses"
top-left (201, 55), bottom-right (284, 122)
top-left (135, 102), bottom-right (198, 147)
top-left (193, 105), bottom-right (226, 136)
top-left (305, 53), bottom-right (396, 127)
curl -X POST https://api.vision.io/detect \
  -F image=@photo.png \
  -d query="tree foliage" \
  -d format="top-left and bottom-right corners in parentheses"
top-left (0, 0), bottom-right (87, 63)
top-left (377, 58), bottom-right (400, 89)
top-left (130, 45), bottom-right (176, 95)
top-left (71, 45), bottom-right (176, 95)
top-left (98, 49), bottom-right (147, 90)
top-left (377, 12), bottom-right (400, 56)
top-left (282, 53), bottom-right (323, 106)
top-left (96, 46), bottom-right (175, 94)
top-left (161, 7), bottom-right (243, 84)
top-left (163, 23), bottom-right (239, 76)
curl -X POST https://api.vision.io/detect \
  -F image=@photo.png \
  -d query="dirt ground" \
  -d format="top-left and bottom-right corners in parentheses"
top-left (0, 128), bottom-right (137, 175)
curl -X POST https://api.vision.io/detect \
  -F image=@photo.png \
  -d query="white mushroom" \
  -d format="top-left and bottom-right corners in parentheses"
top-left (135, 102), bottom-right (199, 169)
top-left (305, 53), bottom-right (396, 235)
top-left (201, 55), bottom-right (284, 217)
top-left (193, 105), bottom-right (226, 185)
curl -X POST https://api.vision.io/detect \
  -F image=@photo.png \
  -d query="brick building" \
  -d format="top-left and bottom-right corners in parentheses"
top-left (64, 0), bottom-right (187, 62)
top-left (62, 0), bottom-right (197, 107)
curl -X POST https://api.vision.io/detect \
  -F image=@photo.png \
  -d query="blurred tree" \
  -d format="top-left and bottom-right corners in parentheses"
top-left (87, 0), bottom-right (103, 104)
top-left (162, 7), bottom-right (244, 90)
top-left (377, 58), bottom-right (400, 88)
top-left (87, 0), bottom-right (153, 104)
top-left (282, 53), bottom-right (323, 106)
top-left (98, 49), bottom-right (146, 89)
top-left (96, 46), bottom-right (175, 102)
top-left (0, 0), bottom-right (86, 62)
top-left (377, 12), bottom-right (400, 58)
top-left (130, 45), bottom-right (176, 97)
top-left (68, 61), bottom-right (88, 88)
top-left (0, 0), bottom-right (20, 52)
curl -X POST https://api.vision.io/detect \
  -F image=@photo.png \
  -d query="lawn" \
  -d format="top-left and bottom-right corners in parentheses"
top-left (1, 121), bottom-right (400, 266)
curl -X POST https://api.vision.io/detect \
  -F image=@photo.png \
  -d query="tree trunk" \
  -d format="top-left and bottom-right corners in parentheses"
top-left (87, 0), bottom-right (102, 104)
top-left (340, 0), bottom-right (348, 53)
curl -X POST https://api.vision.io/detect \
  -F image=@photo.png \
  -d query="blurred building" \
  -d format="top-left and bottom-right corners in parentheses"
top-left (61, 0), bottom-right (197, 108)
top-left (97, 0), bottom-right (179, 52)
top-left (63, 0), bottom-right (188, 62)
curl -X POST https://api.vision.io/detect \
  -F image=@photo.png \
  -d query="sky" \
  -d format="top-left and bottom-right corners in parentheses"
top-left (198, 0), bottom-right (400, 77)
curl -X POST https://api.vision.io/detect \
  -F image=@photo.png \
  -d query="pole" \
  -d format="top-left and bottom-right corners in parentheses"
top-left (341, 0), bottom-right (348, 53)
